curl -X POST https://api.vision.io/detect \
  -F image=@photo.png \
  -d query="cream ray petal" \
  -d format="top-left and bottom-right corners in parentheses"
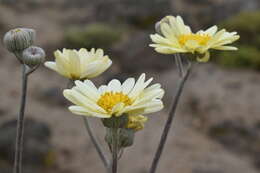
top-left (112, 103), bottom-right (125, 117)
top-left (169, 17), bottom-right (182, 36)
top-left (80, 60), bottom-right (105, 78)
top-left (98, 85), bottom-right (108, 94)
top-left (85, 59), bottom-right (112, 78)
top-left (96, 48), bottom-right (104, 58)
top-left (124, 100), bottom-right (162, 113)
top-left (74, 80), bottom-right (100, 101)
top-left (83, 80), bottom-right (98, 90)
top-left (122, 78), bottom-right (135, 94)
top-left (107, 79), bottom-right (122, 92)
top-left (69, 50), bottom-right (81, 75)
top-left (143, 101), bottom-right (164, 114)
top-left (150, 34), bottom-right (175, 46)
top-left (54, 51), bottom-right (71, 77)
top-left (160, 23), bottom-right (179, 43)
top-left (44, 62), bottom-right (58, 72)
top-left (64, 89), bottom-right (106, 113)
top-left (144, 83), bottom-right (161, 92)
top-left (213, 46), bottom-right (238, 51)
top-left (155, 47), bottom-right (187, 54)
top-left (69, 106), bottom-right (110, 118)
top-left (204, 25), bottom-right (218, 36)
top-left (133, 89), bottom-right (164, 105)
top-left (128, 73), bottom-right (146, 99)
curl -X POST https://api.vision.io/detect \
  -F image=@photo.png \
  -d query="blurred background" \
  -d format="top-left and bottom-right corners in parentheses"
top-left (0, 0), bottom-right (260, 173)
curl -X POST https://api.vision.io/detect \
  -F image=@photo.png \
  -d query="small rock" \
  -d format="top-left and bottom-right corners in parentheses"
top-left (0, 118), bottom-right (55, 167)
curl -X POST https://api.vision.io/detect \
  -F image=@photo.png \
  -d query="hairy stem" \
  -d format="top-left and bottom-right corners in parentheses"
top-left (13, 64), bottom-right (29, 173)
top-left (82, 117), bottom-right (110, 171)
top-left (149, 57), bottom-right (192, 173)
top-left (174, 54), bottom-right (184, 77)
top-left (111, 128), bottom-right (119, 173)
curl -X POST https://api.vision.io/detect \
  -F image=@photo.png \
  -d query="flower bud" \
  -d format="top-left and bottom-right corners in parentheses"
top-left (22, 46), bottom-right (45, 67)
top-left (3, 28), bottom-right (35, 53)
top-left (118, 128), bottom-right (135, 148)
top-left (105, 128), bottom-right (135, 150)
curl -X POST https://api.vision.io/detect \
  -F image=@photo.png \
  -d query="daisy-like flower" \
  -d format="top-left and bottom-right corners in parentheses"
top-left (150, 15), bottom-right (240, 62)
top-left (63, 73), bottom-right (164, 119)
top-left (44, 48), bottom-right (112, 80)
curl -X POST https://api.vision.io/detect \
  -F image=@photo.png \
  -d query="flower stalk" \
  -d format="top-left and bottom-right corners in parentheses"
top-left (13, 64), bottom-right (29, 173)
top-left (82, 117), bottom-right (110, 171)
top-left (149, 55), bottom-right (192, 173)
top-left (111, 127), bottom-right (119, 173)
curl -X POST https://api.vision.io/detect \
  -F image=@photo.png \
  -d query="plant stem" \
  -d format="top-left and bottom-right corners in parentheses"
top-left (149, 58), bottom-right (192, 173)
top-left (82, 117), bottom-right (110, 171)
top-left (111, 128), bottom-right (119, 173)
top-left (13, 64), bottom-right (29, 173)
top-left (174, 54), bottom-right (184, 77)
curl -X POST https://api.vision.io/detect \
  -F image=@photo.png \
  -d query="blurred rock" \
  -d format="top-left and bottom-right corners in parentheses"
top-left (114, 31), bottom-right (174, 73)
top-left (0, 118), bottom-right (55, 167)
top-left (209, 120), bottom-right (260, 169)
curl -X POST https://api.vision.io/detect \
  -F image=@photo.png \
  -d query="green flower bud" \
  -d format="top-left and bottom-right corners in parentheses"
top-left (105, 128), bottom-right (135, 150)
top-left (118, 128), bottom-right (135, 148)
top-left (102, 115), bottom-right (128, 128)
top-left (3, 28), bottom-right (35, 53)
top-left (22, 46), bottom-right (45, 67)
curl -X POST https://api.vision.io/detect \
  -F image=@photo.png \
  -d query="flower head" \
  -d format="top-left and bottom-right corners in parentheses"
top-left (44, 48), bottom-right (112, 80)
top-left (3, 28), bottom-right (35, 53)
top-left (22, 46), bottom-right (45, 67)
top-left (63, 73), bottom-right (164, 118)
top-left (150, 15), bottom-right (240, 62)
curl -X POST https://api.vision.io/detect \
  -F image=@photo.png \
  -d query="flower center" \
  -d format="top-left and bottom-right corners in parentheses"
top-left (178, 34), bottom-right (211, 46)
top-left (97, 92), bottom-right (132, 113)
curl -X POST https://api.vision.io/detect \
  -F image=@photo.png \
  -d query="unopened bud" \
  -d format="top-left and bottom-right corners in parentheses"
top-left (3, 28), bottom-right (35, 53)
top-left (118, 128), bottom-right (135, 148)
top-left (22, 46), bottom-right (45, 67)
top-left (105, 128), bottom-right (135, 150)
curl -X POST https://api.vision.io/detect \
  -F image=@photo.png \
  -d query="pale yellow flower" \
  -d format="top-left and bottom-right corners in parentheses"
top-left (44, 48), bottom-right (112, 80)
top-left (126, 115), bottom-right (148, 131)
top-left (63, 73), bottom-right (164, 118)
top-left (150, 15), bottom-right (240, 62)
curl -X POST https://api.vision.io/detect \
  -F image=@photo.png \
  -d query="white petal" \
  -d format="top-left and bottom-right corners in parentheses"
top-left (63, 89), bottom-right (106, 113)
top-left (107, 79), bottom-right (122, 92)
top-left (98, 85), bottom-right (108, 94)
top-left (204, 25), bottom-right (218, 36)
top-left (213, 46), bottom-right (238, 50)
top-left (143, 101), bottom-right (164, 114)
top-left (122, 78), bottom-right (135, 94)
top-left (68, 50), bottom-right (81, 76)
top-left (44, 62), bottom-right (58, 72)
top-left (74, 80), bottom-right (100, 101)
top-left (69, 106), bottom-right (110, 118)
top-left (111, 103), bottom-right (125, 116)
